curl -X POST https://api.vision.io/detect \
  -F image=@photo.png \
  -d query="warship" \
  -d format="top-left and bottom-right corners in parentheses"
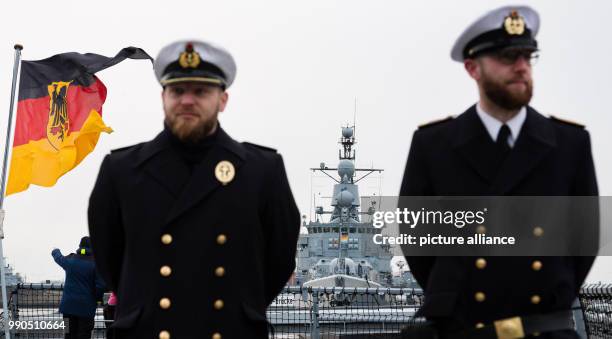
top-left (294, 125), bottom-right (416, 289)
top-left (3, 258), bottom-right (23, 286)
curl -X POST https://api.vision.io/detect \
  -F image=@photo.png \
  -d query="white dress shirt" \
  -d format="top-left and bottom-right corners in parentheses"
top-left (476, 103), bottom-right (527, 148)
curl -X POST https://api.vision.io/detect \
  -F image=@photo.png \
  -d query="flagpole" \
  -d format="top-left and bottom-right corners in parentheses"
top-left (0, 44), bottom-right (23, 339)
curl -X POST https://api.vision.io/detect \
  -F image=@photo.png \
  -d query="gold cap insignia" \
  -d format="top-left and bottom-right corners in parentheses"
top-left (504, 10), bottom-right (526, 35)
top-left (179, 43), bottom-right (201, 68)
top-left (215, 160), bottom-right (235, 185)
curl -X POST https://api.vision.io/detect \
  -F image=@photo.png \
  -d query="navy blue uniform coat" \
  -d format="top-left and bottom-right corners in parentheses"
top-left (88, 127), bottom-right (300, 339)
top-left (400, 106), bottom-right (598, 337)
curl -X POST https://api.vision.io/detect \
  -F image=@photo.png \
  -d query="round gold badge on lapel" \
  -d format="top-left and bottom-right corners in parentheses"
top-left (215, 160), bottom-right (235, 185)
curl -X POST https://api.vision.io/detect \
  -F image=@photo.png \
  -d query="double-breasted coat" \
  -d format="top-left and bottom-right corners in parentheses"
top-left (88, 127), bottom-right (300, 339)
top-left (400, 105), bottom-right (598, 337)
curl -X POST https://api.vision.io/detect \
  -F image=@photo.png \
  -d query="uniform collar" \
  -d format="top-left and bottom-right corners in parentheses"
top-left (135, 124), bottom-right (246, 168)
top-left (476, 103), bottom-right (526, 147)
top-left (451, 104), bottom-right (555, 149)
top-left (132, 124), bottom-right (247, 218)
top-left (450, 104), bottom-right (556, 193)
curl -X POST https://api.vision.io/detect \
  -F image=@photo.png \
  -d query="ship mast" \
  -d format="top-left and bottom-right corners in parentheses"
top-left (310, 126), bottom-right (384, 275)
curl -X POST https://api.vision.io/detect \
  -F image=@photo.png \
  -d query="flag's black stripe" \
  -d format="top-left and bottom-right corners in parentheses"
top-left (19, 61), bottom-right (95, 100)
top-left (18, 47), bottom-right (153, 101)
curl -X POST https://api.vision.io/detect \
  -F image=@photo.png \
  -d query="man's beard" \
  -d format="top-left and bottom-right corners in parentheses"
top-left (481, 72), bottom-right (533, 110)
top-left (165, 109), bottom-right (219, 143)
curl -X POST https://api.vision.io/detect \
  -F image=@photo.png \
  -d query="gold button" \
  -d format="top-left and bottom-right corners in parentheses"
top-left (475, 258), bottom-right (487, 270)
top-left (161, 234), bottom-right (173, 245)
top-left (212, 333), bottom-right (222, 339)
top-left (531, 295), bottom-right (541, 304)
top-left (475, 292), bottom-right (486, 302)
top-left (475, 322), bottom-right (485, 329)
top-left (214, 299), bottom-right (224, 310)
top-left (476, 225), bottom-right (486, 234)
top-left (533, 227), bottom-right (544, 237)
top-left (159, 330), bottom-right (170, 339)
top-left (160, 297), bottom-right (171, 309)
top-left (215, 266), bottom-right (225, 277)
top-left (533, 332), bottom-right (540, 337)
top-left (216, 234), bottom-right (227, 245)
top-left (160, 265), bottom-right (172, 277)
top-left (532, 260), bottom-right (542, 271)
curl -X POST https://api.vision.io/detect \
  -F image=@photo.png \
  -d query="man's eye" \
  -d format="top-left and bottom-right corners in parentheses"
top-left (499, 50), bottom-right (534, 63)
top-left (501, 52), bottom-right (518, 60)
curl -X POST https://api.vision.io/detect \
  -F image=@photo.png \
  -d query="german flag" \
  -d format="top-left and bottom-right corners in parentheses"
top-left (7, 47), bottom-right (152, 195)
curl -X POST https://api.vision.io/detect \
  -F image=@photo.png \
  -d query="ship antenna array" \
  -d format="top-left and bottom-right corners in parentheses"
top-left (353, 97), bottom-right (357, 140)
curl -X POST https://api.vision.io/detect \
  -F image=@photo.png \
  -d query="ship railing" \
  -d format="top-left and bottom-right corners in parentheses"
top-left (0, 283), bottom-right (610, 338)
top-left (578, 283), bottom-right (612, 338)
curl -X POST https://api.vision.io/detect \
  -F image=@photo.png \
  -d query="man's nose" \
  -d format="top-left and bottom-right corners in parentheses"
top-left (180, 92), bottom-right (196, 105)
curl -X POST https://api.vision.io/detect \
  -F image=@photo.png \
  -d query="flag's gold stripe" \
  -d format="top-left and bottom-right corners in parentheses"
top-left (6, 110), bottom-right (112, 195)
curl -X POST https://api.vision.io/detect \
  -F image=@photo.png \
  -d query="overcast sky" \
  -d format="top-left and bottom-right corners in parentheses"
top-left (0, 0), bottom-right (610, 283)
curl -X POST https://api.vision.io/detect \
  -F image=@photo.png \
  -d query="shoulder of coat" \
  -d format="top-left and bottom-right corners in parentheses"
top-left (549, 115), bottom-right (585, 128)
top-left (242, 142), bottom-right (277, 153)
top-left (111, 145), bottom-right (138, 153)
top-left (418, 116), bottom-right (454, 129)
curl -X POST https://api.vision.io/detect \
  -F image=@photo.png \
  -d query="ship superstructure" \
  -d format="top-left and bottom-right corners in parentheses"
top-left (296, 126), bottom-right (413, 288)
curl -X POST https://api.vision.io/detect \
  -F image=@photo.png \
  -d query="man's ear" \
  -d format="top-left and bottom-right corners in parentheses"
top-left (464, 59), bottom-right (481, 81)
top-left (218, 91), bottom-right (229, 112)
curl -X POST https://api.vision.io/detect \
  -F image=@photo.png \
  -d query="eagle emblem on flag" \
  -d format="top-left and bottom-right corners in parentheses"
top-left (46, 81), bottom-right (72, 150)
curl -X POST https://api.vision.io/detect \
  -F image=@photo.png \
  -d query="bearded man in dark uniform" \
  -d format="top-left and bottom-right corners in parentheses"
top-left (88, 40), bottom-right (300, 339)
top-left (400, 6), bottom-right (598, 339)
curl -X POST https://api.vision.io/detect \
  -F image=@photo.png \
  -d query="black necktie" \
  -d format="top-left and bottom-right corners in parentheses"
top-left (496, 124), bottom-right (511, 153)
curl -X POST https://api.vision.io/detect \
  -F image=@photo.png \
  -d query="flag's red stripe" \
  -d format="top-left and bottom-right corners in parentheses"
top-left (13, 78), bottom-right (107, 147)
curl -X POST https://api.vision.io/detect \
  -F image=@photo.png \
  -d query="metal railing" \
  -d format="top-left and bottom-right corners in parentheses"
top-left (2, 283), bottom-right (107, 338)
top-left (0, 283), bottom-right (610, 338)
top-left (579, 283), bottom-right (612, 339)
top-left (268, 286), bottom-right (423, 338)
